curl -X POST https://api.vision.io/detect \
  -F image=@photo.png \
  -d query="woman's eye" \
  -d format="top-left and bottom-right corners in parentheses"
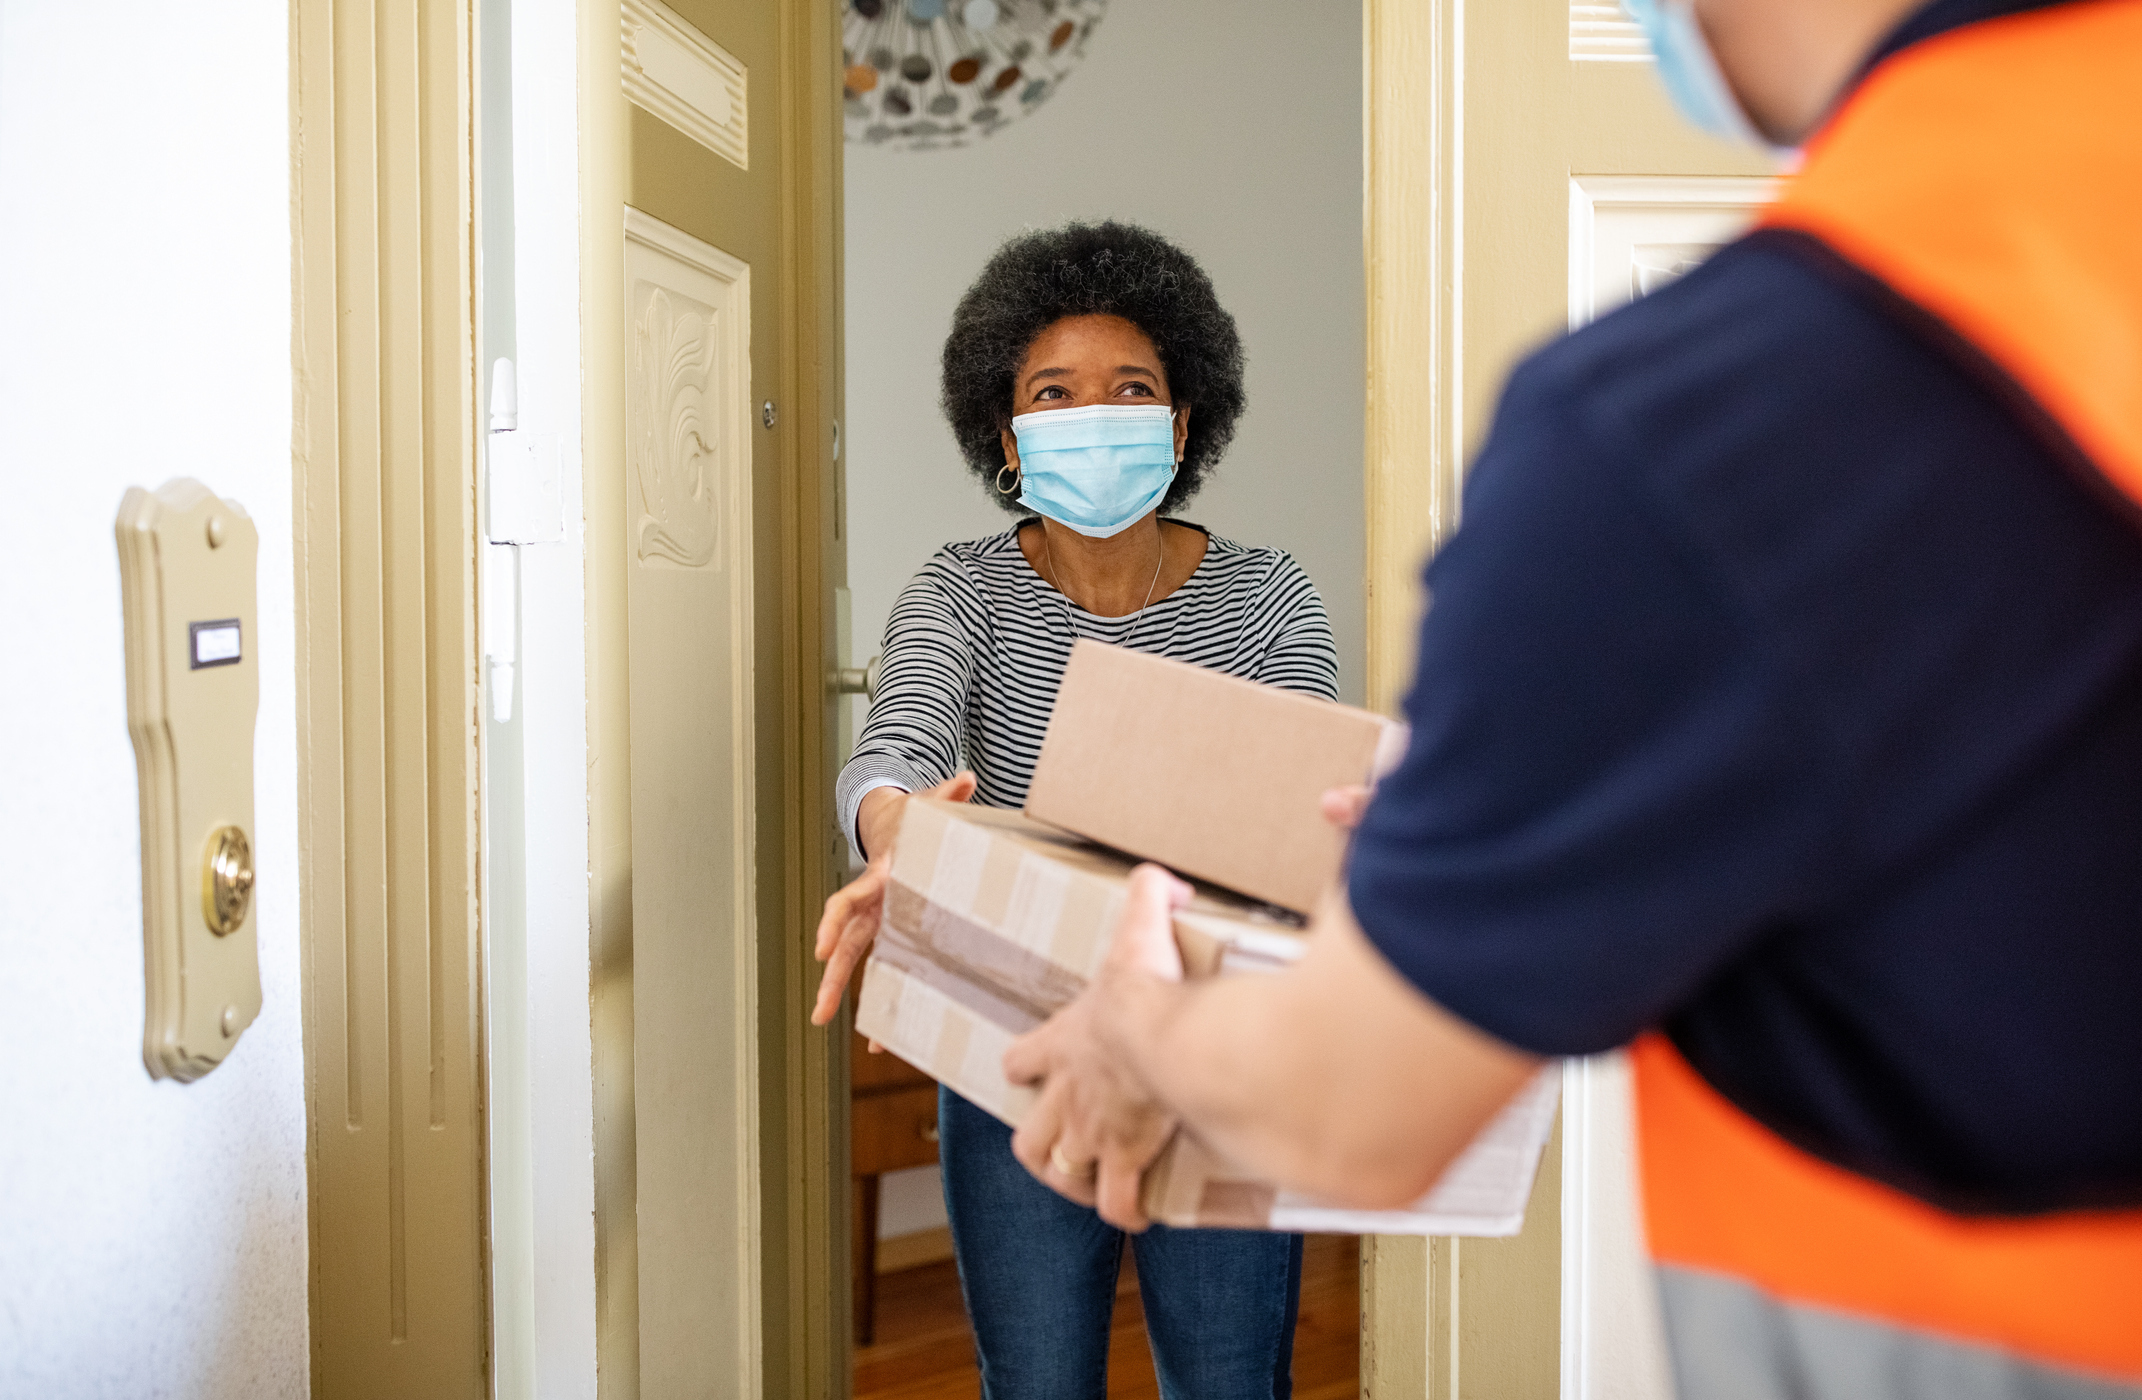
top-left (1116, 382), bottom-right (1153, 396)
top-left (1036, 385), bottom-right (1067, 400)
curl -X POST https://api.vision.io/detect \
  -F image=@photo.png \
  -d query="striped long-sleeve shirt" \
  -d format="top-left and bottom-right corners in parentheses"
top-left (837, 521), bottom-right (1339, 855)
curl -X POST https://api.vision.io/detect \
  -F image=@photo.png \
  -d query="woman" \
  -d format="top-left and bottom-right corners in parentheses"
top-left (814, 221), bottom-right (1336, 1400)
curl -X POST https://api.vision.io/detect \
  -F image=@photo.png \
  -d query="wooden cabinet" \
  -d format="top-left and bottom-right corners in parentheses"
top-left (851, 1032), bottom-right (939, 1344)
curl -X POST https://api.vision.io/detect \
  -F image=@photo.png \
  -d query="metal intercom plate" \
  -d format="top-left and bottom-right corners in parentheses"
top-left (116, 479), bottom-right (262, 1081)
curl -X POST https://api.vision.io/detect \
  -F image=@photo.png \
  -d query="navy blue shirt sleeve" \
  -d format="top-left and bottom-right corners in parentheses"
top-left (1346, 362), bottom-right (1841, 1057)
top-left (1341, 214), bottom-right (2142, 1215)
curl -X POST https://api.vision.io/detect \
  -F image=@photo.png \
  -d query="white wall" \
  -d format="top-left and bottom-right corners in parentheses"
top-left (843, 0), bottom-right (1367, 704)
top-left (844, 0), bottom-right (1364, 1240)
top-left (0, 3), bottom-right (309, 1394)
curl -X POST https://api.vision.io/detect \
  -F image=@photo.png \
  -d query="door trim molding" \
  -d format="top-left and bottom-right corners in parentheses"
top-left (1363, 0), bottom-right (1465, 717)
top-left (291, 0), bottom-right (489, 1390)
top-left (621, 0), bottom-right (749, 170)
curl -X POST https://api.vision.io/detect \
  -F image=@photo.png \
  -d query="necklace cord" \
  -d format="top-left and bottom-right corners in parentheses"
top-left (1041, 524), bottom-right (1166, 648)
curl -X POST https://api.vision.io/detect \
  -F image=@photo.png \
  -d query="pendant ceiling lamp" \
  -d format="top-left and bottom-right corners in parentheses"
top-left (843, 0), bottom-right (1109, 150)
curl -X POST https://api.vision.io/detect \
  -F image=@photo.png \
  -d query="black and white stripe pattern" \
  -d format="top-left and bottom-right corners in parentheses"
top-left (838, 521), bottom-right (1339, 854)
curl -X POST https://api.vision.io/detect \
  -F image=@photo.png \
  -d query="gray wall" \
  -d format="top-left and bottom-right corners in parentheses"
top-left (843, 0), bottom-right (1364, 1242)
top-left (842, 0), bottom-right (1367, 706)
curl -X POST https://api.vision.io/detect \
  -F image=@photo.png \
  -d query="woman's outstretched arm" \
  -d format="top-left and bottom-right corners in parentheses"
top-left (834, 562), bottom-right (977, 857)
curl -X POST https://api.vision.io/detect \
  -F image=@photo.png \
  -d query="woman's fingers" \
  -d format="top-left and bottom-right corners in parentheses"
top-left (815, 862), bottom-right (887, 959)
top-left (924, 769), bottom-right (979, 804)
top-left (814, 881), bottom-right (857, 959)
top-left (810, 915), bottom-right (874, 1026)
top-left (810, 864), bottom-right (889, 1026)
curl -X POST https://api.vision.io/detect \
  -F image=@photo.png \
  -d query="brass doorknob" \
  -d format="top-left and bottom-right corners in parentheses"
top-left (202, 825), bottom-right (254, 935)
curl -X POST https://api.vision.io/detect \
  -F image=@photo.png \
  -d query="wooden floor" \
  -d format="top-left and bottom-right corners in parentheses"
top-left (855, 1233), bottom-right (1359, 1400)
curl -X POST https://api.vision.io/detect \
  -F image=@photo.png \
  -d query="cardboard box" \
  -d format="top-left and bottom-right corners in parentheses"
top-left (1139, 1068), bottom-right (1561, 1236)
top-left (853, 797), bottom-right (1558, 1238)
top-left (1023, 641), bottom-right (1407, 914)
top-left (853, 797), bottom-right (1301, 1125)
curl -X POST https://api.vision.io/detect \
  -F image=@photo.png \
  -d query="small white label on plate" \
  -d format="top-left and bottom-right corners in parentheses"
top-left (191, 620), bottom-right (241, 668)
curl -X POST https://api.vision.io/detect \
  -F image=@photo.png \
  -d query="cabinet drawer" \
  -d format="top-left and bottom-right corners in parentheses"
top-left (852, 1084), bottom-right (941, 1177)
top-left (852, 1029), bottom-right (934, 1093)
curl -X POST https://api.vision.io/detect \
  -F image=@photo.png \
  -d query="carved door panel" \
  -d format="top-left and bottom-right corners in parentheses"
top-left (623, 206), bottom-right (762, 1395)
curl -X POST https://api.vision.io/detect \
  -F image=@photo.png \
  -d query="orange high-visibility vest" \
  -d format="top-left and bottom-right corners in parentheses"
top-left (1634, 1), bottom-right (2142, 1394)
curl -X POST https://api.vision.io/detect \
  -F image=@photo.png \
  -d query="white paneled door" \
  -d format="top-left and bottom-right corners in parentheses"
top-left (1560, 173), bottom-right (1776, 1400)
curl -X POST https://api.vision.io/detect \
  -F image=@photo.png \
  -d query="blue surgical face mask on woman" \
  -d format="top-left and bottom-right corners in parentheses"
top-left (1010, 402), bottom-right (1179, 539)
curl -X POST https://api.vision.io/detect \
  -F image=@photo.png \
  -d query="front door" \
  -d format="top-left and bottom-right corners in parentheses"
top-left (586, 0), bottom-right (846, 1394)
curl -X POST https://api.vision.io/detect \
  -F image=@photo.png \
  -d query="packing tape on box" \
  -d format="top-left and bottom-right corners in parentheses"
top-left (920, 816), bottom-right (1124, 980)
top-left (856, 952), bottom-right (1038, 1124)
top-left (881, 884), bottom-right (1082, 1021)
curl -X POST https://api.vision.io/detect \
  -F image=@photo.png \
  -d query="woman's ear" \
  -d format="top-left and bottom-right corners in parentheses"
top-left (1172, 405), bottom-right (1191, 465)
top-left (1000, 424), bottom-right (1022, 472)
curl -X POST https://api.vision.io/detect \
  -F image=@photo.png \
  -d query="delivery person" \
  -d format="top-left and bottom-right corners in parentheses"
top-left (1000, 0), bottom-right (2142, 1395)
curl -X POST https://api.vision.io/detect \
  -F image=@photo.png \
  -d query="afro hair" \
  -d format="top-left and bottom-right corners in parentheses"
top-left (940, 221), bottom-right (1246, 516)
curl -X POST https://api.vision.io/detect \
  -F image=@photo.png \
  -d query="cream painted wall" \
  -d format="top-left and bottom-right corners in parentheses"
top-left (0, 2), bottom-right (309, 1394)
top-left (844, 0), bottom-right (1364, 1240)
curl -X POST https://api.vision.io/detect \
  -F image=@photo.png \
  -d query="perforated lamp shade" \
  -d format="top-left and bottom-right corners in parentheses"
top-left (844, 0), bottom-right (1108, 150)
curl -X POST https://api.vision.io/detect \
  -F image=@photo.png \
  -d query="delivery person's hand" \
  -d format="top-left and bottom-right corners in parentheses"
top-left (1321, 784), bottom-right (1372, 830)
top-left (1003, 863), bottom-right (1191, 1229)
top-left (811, 770), bottom-right (979, 1031)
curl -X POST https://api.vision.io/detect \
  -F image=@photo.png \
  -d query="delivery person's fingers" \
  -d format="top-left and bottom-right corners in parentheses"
top-left (1009, 1076), bottom-right (1065, 1178)
top-left (1320, 784), bottom-right (1372, 830)
top-left (923, 769), bottom-right (979, 804)
top-left (1093, 1154), bottom-right (1150, 1233)
top-left (1045, 1138), bottom-right (1101, 1209)
top-left (1003, 1009), bottom-right (1054, 1087)
top-left (1009, 1064), bottom-right (1102, 1208)
top-left (1106, 865), bottom-right (1192, 980)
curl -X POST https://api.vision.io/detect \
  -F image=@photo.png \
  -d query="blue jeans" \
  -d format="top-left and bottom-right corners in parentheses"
top-left (938, 1086), bottom-right (1304, 1400)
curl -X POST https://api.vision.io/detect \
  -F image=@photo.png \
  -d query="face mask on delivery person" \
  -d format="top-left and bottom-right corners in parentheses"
top-left (1620, 0), bottom-right (1785, 153)
top-left (1010, 403), bottom-right (1181, 539)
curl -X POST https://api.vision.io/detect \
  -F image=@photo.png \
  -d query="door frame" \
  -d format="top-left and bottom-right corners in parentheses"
top-left (1364, 4), bottom-right (1565, 1393)
top-left (291, 0), bottom-right (490, 1393)
top-left (294, 0), bottom-right (847, 1392)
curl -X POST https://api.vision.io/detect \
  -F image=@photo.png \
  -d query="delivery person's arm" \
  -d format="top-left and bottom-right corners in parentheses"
top-left (1000, 295), bottom-right (1829, 1227)
top-left (1003, 865), bottom-right (1538, 1229)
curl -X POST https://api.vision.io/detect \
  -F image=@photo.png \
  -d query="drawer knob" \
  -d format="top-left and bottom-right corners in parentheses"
top-left (919, 1118), bottom-right (939, 1144)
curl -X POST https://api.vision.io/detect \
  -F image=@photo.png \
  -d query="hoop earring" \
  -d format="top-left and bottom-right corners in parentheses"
top-left (996, 463), bottom-right (1020, 495)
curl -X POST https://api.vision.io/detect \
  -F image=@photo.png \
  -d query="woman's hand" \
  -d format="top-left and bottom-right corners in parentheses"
top-left (811, 771), bottom-right (978, 1029)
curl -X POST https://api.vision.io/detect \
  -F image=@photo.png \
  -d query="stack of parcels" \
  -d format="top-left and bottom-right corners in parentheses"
top-left (854, 640), bottom-right (1560, 1235)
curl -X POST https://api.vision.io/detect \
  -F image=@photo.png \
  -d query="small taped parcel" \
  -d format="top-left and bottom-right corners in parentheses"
top-left (852, 641), bottom-right (1559, 1235)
